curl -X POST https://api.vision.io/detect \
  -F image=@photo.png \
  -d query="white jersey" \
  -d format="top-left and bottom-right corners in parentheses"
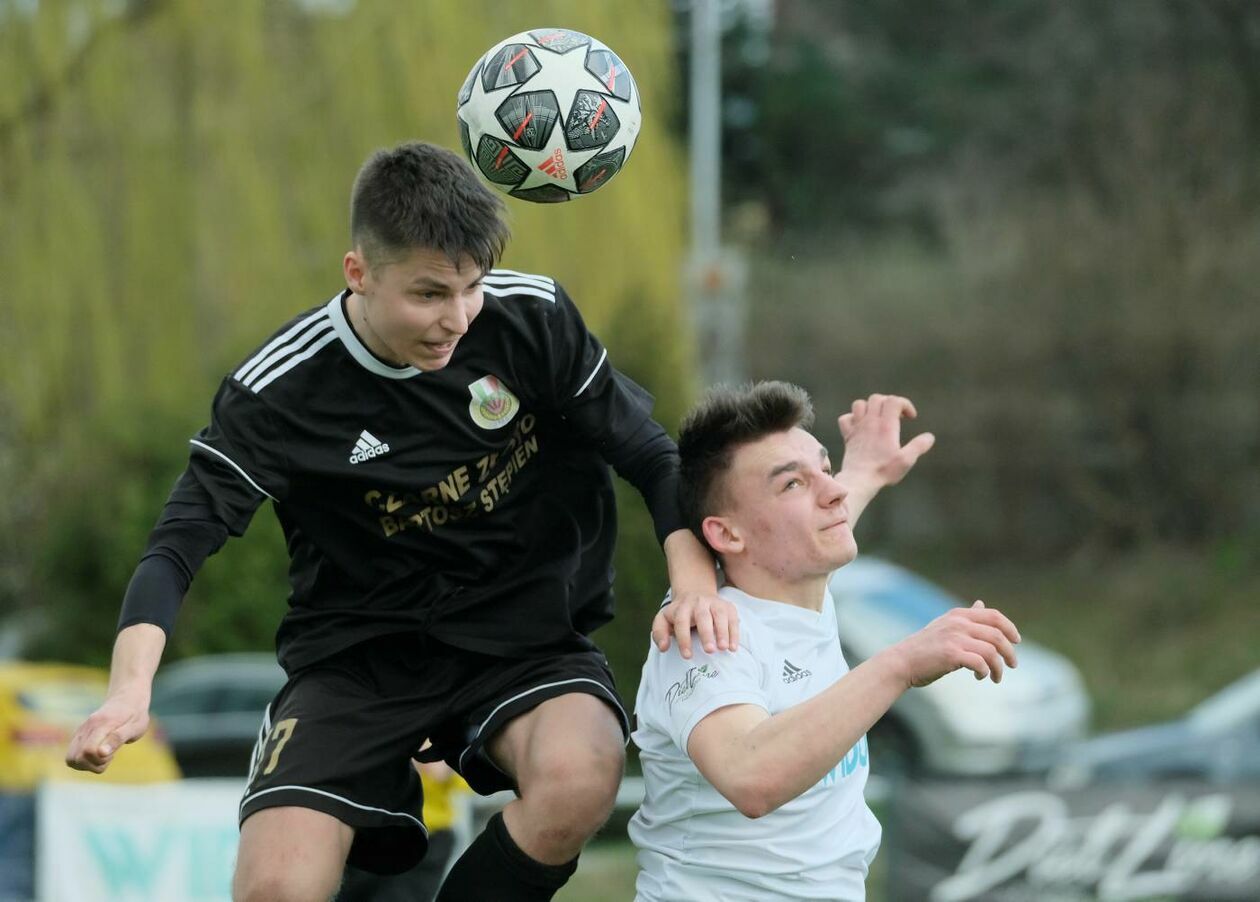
top-left (629, 586), bottom-right (881, 901)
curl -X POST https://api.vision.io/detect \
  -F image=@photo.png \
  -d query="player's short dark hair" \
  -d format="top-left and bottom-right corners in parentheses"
top-left (678, 381), bottom-right (815, 546)
top-left (350, 141), bottom-right (509, 273)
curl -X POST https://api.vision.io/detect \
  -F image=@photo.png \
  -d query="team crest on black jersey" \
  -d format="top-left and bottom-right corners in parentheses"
top-left (467, 375), bottom-right (520, 430)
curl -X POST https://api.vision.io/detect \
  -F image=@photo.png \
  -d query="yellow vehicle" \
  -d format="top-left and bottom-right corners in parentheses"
top-left (0, 662), bottom-right (181, 791)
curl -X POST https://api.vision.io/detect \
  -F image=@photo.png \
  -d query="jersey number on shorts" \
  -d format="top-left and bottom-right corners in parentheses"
top-left (261, 717), bottom-right (298, 776)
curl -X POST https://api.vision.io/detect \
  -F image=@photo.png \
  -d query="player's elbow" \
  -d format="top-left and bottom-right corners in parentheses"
top-left (733, 793), bottom-right (773, 819)
top-left (720, 772), bottom-right (782, 820)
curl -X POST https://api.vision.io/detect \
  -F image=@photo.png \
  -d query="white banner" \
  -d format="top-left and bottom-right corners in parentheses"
top-left (36, 779), bottom-right (244, 902)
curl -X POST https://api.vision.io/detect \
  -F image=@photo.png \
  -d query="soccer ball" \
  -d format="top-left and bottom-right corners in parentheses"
top-left (456, 28), bottom-right (642, 203)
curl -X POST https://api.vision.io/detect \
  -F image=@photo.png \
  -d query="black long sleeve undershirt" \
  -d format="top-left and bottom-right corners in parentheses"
top-left (116, 484), bottom-right (229, 636)
top-left (601, 417), bottom-right (685, 544)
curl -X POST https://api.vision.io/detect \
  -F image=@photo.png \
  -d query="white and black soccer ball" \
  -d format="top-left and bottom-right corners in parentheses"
top-left (456, 28), bottom-right (642, 203)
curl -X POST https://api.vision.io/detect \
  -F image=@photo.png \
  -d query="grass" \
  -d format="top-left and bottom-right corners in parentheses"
top-left (557, 841), bottom-right (638, 901)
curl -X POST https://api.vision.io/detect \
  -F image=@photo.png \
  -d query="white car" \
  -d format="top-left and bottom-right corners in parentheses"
top-left (1052, 667), bottom-right (1260, 786)
top-left (829, 557), bottom-right (1091, 777)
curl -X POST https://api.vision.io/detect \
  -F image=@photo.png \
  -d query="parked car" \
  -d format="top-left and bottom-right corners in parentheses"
top-left (1052, 667), bottom-right (1260, 786)
top-left (0, 662), bottom-right (181, 790)
top-left (149, 653), bottom-right (286, 778)
top-left (828, 557), bottom-right (1091, 777)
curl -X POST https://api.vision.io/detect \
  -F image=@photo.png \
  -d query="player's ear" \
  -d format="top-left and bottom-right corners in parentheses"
top-left (701, 515), bottom-right (743, 556)
top-left (344, 250), bottom-right (369, 294)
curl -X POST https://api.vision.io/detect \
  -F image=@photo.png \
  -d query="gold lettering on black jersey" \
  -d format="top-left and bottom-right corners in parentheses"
top-left (364, 413), bottom-right (541, 537)
top-left (479, 434), bottom-right (540, 513)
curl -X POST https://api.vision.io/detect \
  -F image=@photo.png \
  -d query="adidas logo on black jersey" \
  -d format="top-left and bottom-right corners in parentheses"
top-left (782, 659), bottom-right (812, 684)
top-left (349, 430), bottom-right (390, 464)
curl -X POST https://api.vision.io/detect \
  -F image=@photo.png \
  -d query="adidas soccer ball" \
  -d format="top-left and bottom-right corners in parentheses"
top-left (456, 28), bottom-right (642, 203)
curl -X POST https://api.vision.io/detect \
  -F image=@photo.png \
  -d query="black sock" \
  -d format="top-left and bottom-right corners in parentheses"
top-left (435, 811), bottom-right (579, 902)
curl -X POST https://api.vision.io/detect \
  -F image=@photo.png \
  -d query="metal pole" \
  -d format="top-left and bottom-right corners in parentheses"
top-left (690, 0), bottom-right (721, 261)
top-left (689, 0), bottom-right (747, 387)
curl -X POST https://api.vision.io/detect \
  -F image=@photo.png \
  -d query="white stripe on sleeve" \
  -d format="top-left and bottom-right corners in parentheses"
top-left (488, 268), bottom-right (555, 287)
top-left (573, 348), bottom-right (608, 397)
top-left (189, 440), bottom-right (278, 501)
top-left (250, 332), bottom-right (339, 393)
top-left (482, 283), bottom-right (557, 304)
top-left (234, 310), bottom-right (328, 383)
top-left (239, 320), bottom-right (334, 387)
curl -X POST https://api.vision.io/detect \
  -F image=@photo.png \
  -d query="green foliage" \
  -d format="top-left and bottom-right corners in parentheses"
top-left (747, 206), bottom-right (1260, 560)
top-left (738, 0), bottom-right (1260, 559)
top-left (1, 0), bottom-right (693, 664)
top-left (713, 0), bottom-right (1260, 237)
top-left (20, 411), bottom-right (176, 661)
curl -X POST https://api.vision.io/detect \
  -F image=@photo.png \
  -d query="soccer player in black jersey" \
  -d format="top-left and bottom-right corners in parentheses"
top-left (65, 141), bottom-right (737, 902)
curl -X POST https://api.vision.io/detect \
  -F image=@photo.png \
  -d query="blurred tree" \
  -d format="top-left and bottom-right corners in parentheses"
top-left (0, 0), bottom-right (694, 682)
top-left (679, 0), bottom-right (1260, 237)
top-left (736, 0), bottom-right (1260, 560)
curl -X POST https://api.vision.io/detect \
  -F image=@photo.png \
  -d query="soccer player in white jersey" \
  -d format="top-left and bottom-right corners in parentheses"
top-left (631, 382), bottom-right (1022, 901)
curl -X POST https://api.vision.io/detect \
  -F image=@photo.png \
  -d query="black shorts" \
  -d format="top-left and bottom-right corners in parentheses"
top-left (237, 632), bottom-right (629, 874)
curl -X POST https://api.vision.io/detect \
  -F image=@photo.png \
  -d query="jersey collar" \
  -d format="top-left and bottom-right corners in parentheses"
top-left (327, 291), bottom-right (423, 379)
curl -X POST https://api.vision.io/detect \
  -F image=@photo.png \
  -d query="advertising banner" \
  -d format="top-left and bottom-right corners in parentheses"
top-left (36, 779), bottom-right (244, 902)
top-left (887, 779), bottom-right (1260, 901)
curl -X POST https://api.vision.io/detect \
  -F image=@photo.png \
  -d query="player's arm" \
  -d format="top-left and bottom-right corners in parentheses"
top-left (66, 471), bottom-right (233, 773)
top-left (836, 393), bottom-right (935, 527)
top-left (543, 285), bottom-right (735, 657)
top-left (67, 378), bottom-right (285, 774)
top-left (602, 418), bottom-right (734, 658)
top-left (658, 528), bottom-right (733, 657)
top-left (65, 623), bottom-right (166, 773)
top-left (686, 602), bottom-right (1020, 818)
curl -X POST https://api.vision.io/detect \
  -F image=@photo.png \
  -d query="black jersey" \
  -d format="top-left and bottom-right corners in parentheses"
top-left (181, 270), bottom-right (679, 671)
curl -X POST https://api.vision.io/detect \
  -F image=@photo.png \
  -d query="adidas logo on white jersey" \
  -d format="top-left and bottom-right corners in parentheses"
top-left (782, 659), bottom-right (812, 684)
top-left (349, 430), bottom-right (391, 465)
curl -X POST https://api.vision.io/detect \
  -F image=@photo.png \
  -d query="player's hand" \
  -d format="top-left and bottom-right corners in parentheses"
top-left (652, 591), bottom-right (740, 659)
top-left (838, 393), bottom-right (935, 490)
top-left (65, 688), bottom-right (151, 775)
top-left (889, 600), bottom-right (1021, 688)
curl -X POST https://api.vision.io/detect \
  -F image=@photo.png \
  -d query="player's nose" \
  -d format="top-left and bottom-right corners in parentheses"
top-left (443, 298), bottom-right (472, 335)
top-left (820, 473), bottom-right (847, 507)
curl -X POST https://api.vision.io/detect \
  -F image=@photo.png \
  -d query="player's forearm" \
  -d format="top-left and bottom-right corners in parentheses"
top-left (105, 623), bottom-right (168, 702)
top-left (731, 649), bottom-right (908, 815)
top-left (663, 529), bottom-right (719, 595)
top-left (834, 472), bottom-right (882, 529)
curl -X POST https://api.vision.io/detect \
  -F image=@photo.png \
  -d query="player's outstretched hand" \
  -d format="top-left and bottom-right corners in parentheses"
top-left (838, 393), bottom-right (935, 489)
top-left (652, 591), bottom-right (740, 659)
top-left (889, 600), bottom-right (1021, 687)
top-left (65, 688), bottom-right (151, 774)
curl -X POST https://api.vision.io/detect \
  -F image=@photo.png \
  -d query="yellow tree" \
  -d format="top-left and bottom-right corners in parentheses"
top-left (0, 0), bottom-right (693, 677)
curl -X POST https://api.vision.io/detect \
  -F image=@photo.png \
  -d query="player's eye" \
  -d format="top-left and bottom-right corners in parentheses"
top-left (782, 478), bottom-right (802, 491)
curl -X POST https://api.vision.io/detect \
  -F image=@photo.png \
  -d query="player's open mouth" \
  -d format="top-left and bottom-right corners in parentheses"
top-left (424, 340), bottom-right (457, 353)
